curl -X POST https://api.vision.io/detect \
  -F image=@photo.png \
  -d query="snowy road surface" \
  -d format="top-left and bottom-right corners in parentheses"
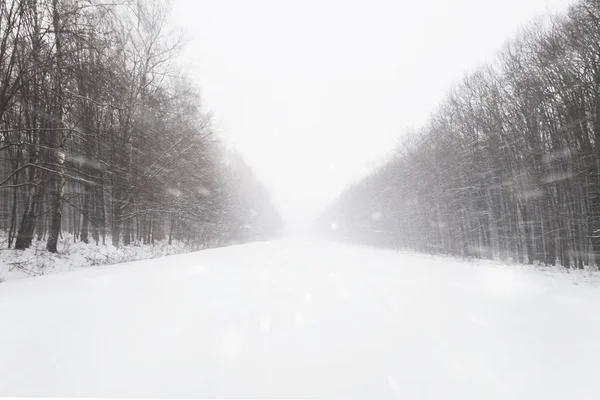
top-left (1, 240), bottom-right (600, 399)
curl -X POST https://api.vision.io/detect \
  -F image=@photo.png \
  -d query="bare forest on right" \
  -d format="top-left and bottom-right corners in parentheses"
top-left (321, 0), bottom-right (600, 269)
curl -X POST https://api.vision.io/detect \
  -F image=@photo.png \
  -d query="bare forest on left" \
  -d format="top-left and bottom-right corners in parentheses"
top-left (0, 0), bottom-right (282, 255)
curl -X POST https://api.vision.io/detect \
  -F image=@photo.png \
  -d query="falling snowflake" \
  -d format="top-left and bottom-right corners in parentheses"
top-left (197, 186), bottom-right (211, 196)
top-left (166, 187), bottom-right (182, 197)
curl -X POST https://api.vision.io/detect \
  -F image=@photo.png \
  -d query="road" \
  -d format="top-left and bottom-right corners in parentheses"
top-left (1, 239), bottom-right (600, 398)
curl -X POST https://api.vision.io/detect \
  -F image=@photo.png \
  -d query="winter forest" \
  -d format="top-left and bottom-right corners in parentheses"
top-left (4, 0), bottom-right (600, 395)
top-left (320, 0), bottom-right (600, 269)
top-left (4, 0), bottom-right (600, 275)
top-left (0, 0), bottom-right (282, 264)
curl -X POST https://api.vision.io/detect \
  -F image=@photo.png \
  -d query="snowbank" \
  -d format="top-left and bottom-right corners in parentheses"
top-left (391, 249), bottom-right (600, 287)
top-left (0, 231), bottom-right (201, 283)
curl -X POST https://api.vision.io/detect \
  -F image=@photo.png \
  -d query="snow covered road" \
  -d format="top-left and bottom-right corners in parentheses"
top-left (1, 240), bottom-right (600, 398)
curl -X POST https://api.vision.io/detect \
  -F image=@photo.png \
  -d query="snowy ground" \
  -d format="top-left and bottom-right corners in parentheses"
top-left (0, 232), bottom-right (203, 282)
top-left (1, 239), bottom-right (600, 399)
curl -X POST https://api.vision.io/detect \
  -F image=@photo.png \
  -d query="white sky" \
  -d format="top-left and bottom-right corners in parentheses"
top-left (171, 0), bottom-right (572, 228)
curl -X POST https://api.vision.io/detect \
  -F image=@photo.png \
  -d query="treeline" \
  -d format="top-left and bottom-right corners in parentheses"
top-left (319, 0), bottom-right (600, 269)
top-left (0, 0), bottom-right (281, 252)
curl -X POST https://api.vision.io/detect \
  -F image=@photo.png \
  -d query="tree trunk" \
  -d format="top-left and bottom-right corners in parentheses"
top-left (14, 187), bottom-right (38, 249)
top-left (46, 0), bottom-right (64, 254)
top-left (80, 185), bottom-right (91, 244)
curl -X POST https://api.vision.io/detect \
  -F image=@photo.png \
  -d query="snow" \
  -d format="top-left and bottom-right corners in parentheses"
top-left (1, 239), bottom-right (600, 398)
top-left (0, 232), bottom-right (202, 283)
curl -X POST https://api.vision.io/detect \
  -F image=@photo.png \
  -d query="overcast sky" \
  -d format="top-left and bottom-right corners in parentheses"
top-left (171, 0), bottom-right (572, 228)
